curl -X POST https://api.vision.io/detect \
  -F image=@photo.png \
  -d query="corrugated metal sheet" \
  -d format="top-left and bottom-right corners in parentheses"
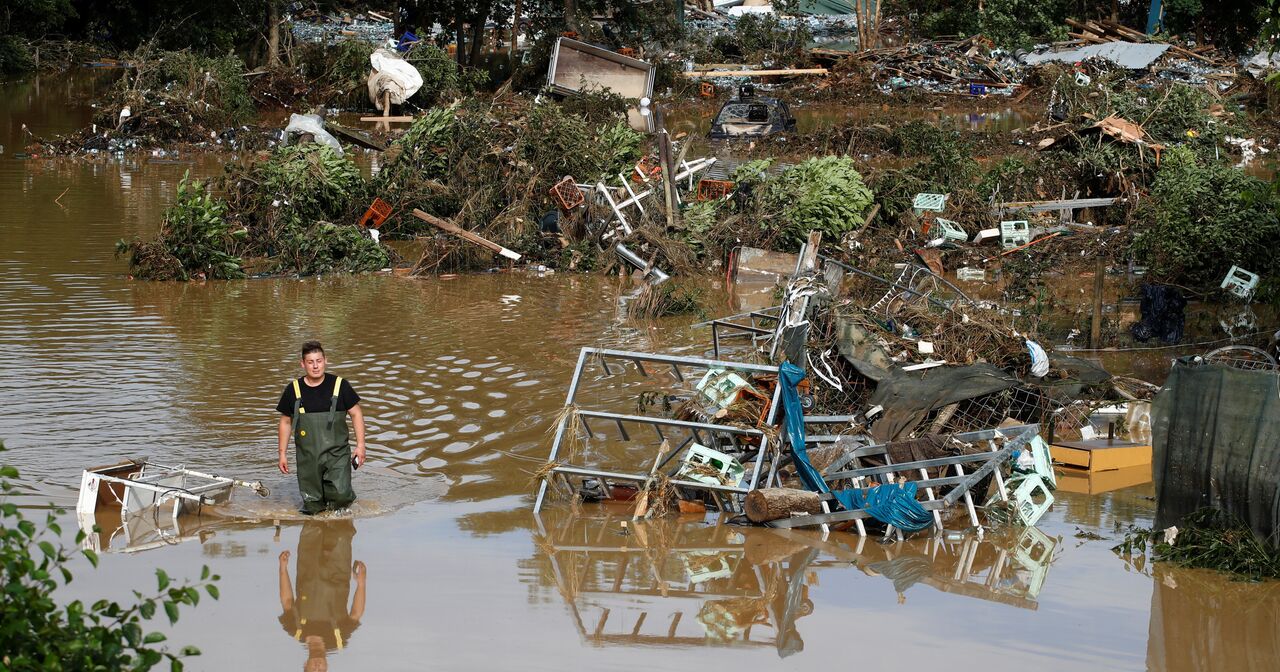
top-left (1021, 41), bottom-right (1171, 69)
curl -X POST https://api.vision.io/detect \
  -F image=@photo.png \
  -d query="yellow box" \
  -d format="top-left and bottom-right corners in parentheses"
top-left (1051, 438), bottom-right (1152, 472)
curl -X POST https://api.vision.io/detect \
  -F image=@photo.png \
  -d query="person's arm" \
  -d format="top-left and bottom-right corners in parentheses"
top-left (277, 415), bottom-right (291, 474)
top-left (278, 550), bottom-right (294, 612)
top-left (348, 404), bottom-right (366, 467)
top-left (349, 560), bottom-right (366, 622)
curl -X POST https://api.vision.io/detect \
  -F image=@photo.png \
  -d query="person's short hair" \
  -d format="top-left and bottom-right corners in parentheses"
top-left (301, 341), bottom-right (325, 358)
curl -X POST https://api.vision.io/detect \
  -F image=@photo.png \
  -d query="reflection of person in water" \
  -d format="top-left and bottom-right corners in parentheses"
top-left (278, 520), bottom-right (366, 671)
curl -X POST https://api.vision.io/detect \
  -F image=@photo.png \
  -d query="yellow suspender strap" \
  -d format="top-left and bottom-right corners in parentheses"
top-left (292, 379), bottom-right (304, 414)
top-left (334, 628), bottom-right (344, 649)
top-left (334, 376), bottom-right (343, 398)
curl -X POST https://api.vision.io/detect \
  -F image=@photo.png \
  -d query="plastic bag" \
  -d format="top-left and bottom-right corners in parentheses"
top-left (367, 48), bottom-right (423, 109)
top-left (282, 113), bottom-right (343, 156)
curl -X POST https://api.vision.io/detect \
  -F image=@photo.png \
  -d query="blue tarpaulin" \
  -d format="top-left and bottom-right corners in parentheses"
top-left (780, 362), bottom-right (934, 532)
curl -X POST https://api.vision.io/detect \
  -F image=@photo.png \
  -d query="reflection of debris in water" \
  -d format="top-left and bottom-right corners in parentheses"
top-left (204, 466), bottom-right (448, 523)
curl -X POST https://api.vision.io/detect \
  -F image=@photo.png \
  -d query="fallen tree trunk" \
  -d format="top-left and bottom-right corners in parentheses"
top-left (745, 488), bottom-right (823, 523)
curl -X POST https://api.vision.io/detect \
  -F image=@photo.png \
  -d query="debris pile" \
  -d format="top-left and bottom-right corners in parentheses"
top-left (118, 143), bottom-right (389, 280)
top-left (531, 233), bottom-right (1139, 538)
top-left (288, 10), bottom-right (395, 47)
top-left (853, 36), bottom-right (1022, 95)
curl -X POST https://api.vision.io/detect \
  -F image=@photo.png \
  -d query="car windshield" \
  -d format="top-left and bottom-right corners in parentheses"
top-left (715, 102), bottom-right (775, 125)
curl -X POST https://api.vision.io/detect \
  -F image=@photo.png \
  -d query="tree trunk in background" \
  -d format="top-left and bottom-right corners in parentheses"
top-left (267, 1), bottom-right (281, 68)
top-left (456, 21), bottom-right (467, 65)
top-left (468, 19), bottom-right (485, 67)
top-left (565, 0), bottom-right (577, 32)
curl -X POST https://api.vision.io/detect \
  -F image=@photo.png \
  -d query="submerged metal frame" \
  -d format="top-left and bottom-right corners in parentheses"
top-left (693, 306), bottom-right (782, 359)
top-left (766, 425), bottom-right (1039, 534)
top-left (533, 348), bottom-right (785, 513)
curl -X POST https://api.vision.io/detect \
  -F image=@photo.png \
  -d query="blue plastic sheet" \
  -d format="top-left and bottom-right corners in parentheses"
top-left (780, 362), bottom-right (934, 532)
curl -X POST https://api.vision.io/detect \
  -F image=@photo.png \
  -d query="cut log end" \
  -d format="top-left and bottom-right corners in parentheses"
top-left (745, 487), bottom-right (823, 523)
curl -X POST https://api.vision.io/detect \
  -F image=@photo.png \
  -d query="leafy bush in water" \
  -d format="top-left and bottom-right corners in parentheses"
top-left (260, 144), bottom-right (363, 226)
top-left (0, 442), bottom-right (219, 669)
top-left (276, 221), bottom-right (390, 276)
top-left (1132, 146), bottom-right (1280, 287)
top-left (249, 144), bottom-right (384, 274)
top-left (119, 173), bottom-right (245, 280)
top-left (103, 48), bottom-right (254, 137)
top-left (760, 156), bottom-right (874, 249)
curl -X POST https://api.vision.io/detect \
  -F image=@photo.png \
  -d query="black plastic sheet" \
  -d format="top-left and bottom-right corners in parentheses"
top-left (1152, 363), bottom-right (1280, 547)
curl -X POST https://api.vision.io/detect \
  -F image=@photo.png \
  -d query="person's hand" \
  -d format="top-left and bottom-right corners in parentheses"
top-left (279, 550), bottom-right (290, 565)
top-left (353, 560), bottom-right (366, 580)
top-left (278, 453), bottom-right (289, 474)
top-left (353, 445), bottom-right (366, 468)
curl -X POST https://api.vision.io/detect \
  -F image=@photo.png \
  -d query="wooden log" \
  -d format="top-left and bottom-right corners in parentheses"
top-left (745, 488), bottom-right (823, 523)
top-left (681, 68), bottom-right (828, 78)
top-left (411, 209), bottom-right (522, 260)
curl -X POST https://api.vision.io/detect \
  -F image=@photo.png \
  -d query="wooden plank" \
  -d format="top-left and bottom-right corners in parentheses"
top-left (411, 209), bottom-right (522, 260)
top-left (359, 116), bottom-right (415, 123)
top-left (682, 68), bottom-right (828, 78)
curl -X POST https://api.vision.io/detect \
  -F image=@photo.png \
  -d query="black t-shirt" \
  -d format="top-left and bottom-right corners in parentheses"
top-left (277, 373), bottom-right (361, 416)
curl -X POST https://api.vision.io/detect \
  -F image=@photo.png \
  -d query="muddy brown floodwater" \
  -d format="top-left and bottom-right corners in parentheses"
top-left (3, 71), bottom-right (1279, 671)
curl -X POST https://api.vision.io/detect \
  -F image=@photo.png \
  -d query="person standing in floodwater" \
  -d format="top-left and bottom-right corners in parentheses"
top-left (277, 341), bottom-right (366, 515)
top-left (278, 520), bottom-right (366, 671)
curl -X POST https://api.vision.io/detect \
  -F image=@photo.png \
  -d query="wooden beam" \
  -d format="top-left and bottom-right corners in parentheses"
top-left (681, 68), bottom-right (828, 78)
top-left (411, 209), bottom-right (522, 261)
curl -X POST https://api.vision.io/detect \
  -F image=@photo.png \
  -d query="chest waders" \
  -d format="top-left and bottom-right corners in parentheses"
top-left (292, 377), bottom-right (355, 514)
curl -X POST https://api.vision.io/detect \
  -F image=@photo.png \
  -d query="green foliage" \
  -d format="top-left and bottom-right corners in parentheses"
top-left (308, 40), bottom-right (376, 107)
top-left (409, 44), bottom-right (488, 106)
top-left (759, 156), bottom-right (875, 249)
top-left (260, 144), bottom-right (364, 227)
top-left (0, 441), bottom-right (218, 669)
top-left (977, 157), bottom-right (1040, 202)
top-left (1132, 146), bottom-right (1280, 287)
top-left (909, 0), bottom-right (1070, 48)
top-left (102, 48), bottom-right (254, 141)
top-left (247, 144), bottom-right (384, 275)
top-left (275, 221), bottom-right (390, 276)
top-left (124, 145), bottom-right (385, 279)
top-left (519, 102), bottom-right (642, 182)
top-left (676, 200), bottom-right (721, 258)
top-left (1114, 509), bottom-right (1280, 580)
top-left (713, 14), bottom-right (813, 62)
top-left (1162, 0), bottom-right (1270, 55)
top-left (119, 172), bottom-right (244, 280)
top-left (0, 36), bottom-right (36, 75)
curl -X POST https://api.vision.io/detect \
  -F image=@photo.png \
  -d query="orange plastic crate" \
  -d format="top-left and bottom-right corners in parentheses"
top-left (696, 179), bottom-right (734, 201)
top-left (358, 197), bottom-right (394, 229)
top-left (550, 176), bottom-right (584, 211)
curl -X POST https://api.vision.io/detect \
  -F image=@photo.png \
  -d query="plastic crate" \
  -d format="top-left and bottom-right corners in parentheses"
top-left (934, 217), bottom-right (967, 242)
top-left (912, 192), bottom-right (948, 217)
top-left (357, 197), bottom-right (394, 229)
top-left (1000, 220), bottom-right (1030, 249)
top-left (1012, 474), bottom-right (1054, 527)
top-left (550, 176), bottom-right (584, 211)
top-left (695, 179), bottom-right (735, 201)
top-left (1220, 265), bottom-right (1259, 300)
top-left (677, 444), bottom-right (746, 487)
